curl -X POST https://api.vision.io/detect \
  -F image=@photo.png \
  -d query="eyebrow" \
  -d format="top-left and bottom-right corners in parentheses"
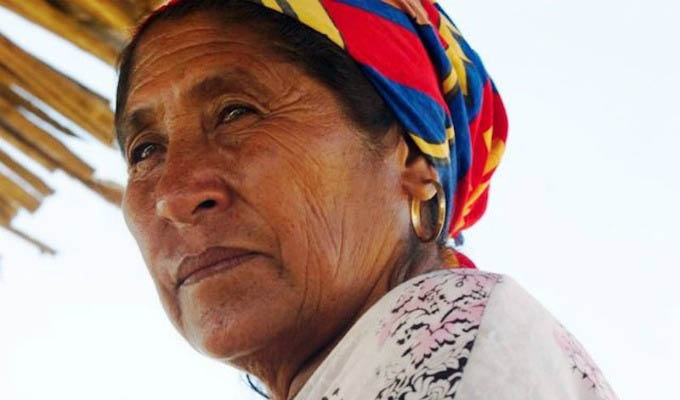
top-left (117, 69), bottom-right (273, 151)
top-left (187, 69), bottom-right (273, 102)
top-left (117, 107), bottom-right (156, 153)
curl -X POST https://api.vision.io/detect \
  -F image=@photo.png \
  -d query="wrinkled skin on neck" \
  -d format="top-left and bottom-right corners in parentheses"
top-left (119, 12), bottom-right (442, 400)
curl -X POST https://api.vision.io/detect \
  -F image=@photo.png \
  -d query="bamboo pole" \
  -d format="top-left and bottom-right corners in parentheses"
top-left (0, 119), bottom-right (122, 208)
top-left (79, 177), bottom-right (123, 207)
top-left (0, 38), bottom-right (115, 146)
top-left (46, 0), bottom-right (130, 47)
top-left (0, 172), bottom-right (41, 212)
top-left (0, 100), bottom-right (122, 208)
top-left (0, 121), bottom-right (58, 171)
top-left (0, 147), bottom-right (53, 196)
top-left (68, 0), bottom-right (137, 36)
top-left (0, 223), bottom-right (56, 255)
top-left (0, 105), bottom-right (122, 208)
top-left (0, 84), bottom-right (80, 139)
top-left (0, 64), bottom-right (111, 145)
top-left (0, 96), bottom-right (94, 180)
top-left (0, 195), bottom-right (18, 222)
top-left (0, 0), bottom-right (121, 65)
top-left (131, 0), bottom-right (168, 19)
top-left (0, 0), bottom-right (138, 253)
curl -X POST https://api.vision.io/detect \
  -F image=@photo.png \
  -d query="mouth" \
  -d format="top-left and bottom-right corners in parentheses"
top-left (176, 247), bottom-right (259, 288)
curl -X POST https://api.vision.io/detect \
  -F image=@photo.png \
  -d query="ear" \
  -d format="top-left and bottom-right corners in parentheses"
top-left (396, 135), bottom-right (439, 201)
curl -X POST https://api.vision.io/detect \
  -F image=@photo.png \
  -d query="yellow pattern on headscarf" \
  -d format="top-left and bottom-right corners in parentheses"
top-left (438, 21), bottom-right (470, 96)
top-left (285, 0), bottom-right (345, 48)
top-left (409, 132), bottom-right (450, 159)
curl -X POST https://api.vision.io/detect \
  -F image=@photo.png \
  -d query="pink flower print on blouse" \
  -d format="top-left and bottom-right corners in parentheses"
top-left (373, 271), bottom-right (501, 400)
top-left (554, 324), bottom-right (619, 400)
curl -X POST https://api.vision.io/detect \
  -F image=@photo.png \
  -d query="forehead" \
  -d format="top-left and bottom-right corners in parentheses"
top-left (126, 12), bottom-right (284, 106)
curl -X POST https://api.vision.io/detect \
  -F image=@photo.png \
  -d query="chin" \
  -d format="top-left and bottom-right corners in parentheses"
top-left (189, 323), bottom-right (253, 360)
top-left (175, 268), bottom-right (300, 361)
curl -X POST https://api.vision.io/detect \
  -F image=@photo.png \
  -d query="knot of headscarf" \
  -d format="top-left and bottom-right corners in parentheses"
top-left (152, 0), bottom-right (509, 267)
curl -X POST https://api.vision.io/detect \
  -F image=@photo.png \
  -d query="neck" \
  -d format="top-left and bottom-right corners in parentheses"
top-left (242, 240), bottom-right (444, 400)
top-left (286, 269), bottom-right (391, 399)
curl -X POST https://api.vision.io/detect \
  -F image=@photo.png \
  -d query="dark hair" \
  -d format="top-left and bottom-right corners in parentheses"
top-left (114, 0), bottom-right (397, 152)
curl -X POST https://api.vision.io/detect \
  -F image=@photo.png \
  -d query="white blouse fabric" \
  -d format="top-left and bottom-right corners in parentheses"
top-left (295, 269), bottom-right (618, 400)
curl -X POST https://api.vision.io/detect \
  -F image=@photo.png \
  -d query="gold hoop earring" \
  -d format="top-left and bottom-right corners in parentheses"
top-left (410, 180), bottom-right (446, 243)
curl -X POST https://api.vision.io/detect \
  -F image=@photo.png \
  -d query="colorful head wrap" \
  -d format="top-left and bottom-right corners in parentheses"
top-left (150, 0), bottom-right (508, 264)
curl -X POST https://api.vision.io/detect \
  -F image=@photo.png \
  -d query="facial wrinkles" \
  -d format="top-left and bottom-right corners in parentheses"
top-left (128, 47), bottom-right (310, 261)
top-left (121, 18), bottom-right (413, 389)
top-left (126, 65), bottom-right (283, 183)
top-left (253, 118), bottom-right (326, 248)
top-left (133, 79), bottom-right (355, 292)
top-left (243, 89), bottom-right (356, 331)
top-left (258, 105), bottom-right (347, 261)
top-left (129, 24), bottom-right (234, 92)
top-left (292, 109), bottom-right (361, 267)
top-left (131, 46), bottom-right (242, 101)
top-left (124, 19), bottom-right (321, 161)
top-left (284, 140), bottom-right (365, 333)
top-left (128, 30), bottom-right (280, 121)
top-left (127, 53), bottom-right (227, 127)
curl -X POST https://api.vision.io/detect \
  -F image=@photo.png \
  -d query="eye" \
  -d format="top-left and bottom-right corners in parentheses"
top-left (218, 104), bottom-right (255, 126)
top-left (130, 142), bottom-right (159, 165)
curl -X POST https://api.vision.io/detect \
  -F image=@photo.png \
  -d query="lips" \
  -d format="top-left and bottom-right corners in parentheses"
top-left (176, 246), bottom-right (258, 287)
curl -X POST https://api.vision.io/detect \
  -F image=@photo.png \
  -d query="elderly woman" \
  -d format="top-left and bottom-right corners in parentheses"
top-left (115, 0), bottom-right (617, 399)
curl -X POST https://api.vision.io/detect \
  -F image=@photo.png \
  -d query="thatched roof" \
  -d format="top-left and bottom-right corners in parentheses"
top-left (0, 0), bottom-right (165, 254)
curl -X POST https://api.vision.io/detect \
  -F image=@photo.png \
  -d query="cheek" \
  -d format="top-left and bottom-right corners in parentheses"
top-left (122, 180), bottom-right (157, 254)
top-left (122, 181), bottom-right (174, 293)
top-left (123, 182), bottom-right (188, 330)
top-left (241, 122), bottom-right (371, 295)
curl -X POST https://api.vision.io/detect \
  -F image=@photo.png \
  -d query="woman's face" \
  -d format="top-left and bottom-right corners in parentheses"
top-left (120, 13), bottom-right (409, 361)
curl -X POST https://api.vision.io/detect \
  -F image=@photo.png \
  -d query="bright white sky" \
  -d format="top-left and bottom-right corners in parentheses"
top-left (0, 1), bottom-right (678, 399)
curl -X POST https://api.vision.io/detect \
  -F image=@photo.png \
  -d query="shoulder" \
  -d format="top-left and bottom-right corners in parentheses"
top-left (297, 269), bottom-right (504, 399)
top-left (376, 268), bottom-right (504, 356)
top-left (296, 269), bottom-right (618, 400)
top-left (453, 271), bottom-right (619, 400)
top-left (377, 269), bottom-right (617, 400)
top-left (379, 268), bottom-right (504, 330)
top-left (375, 268), bottom-right (510, 357)
top-left (349, 269), bottom-right (504, 398)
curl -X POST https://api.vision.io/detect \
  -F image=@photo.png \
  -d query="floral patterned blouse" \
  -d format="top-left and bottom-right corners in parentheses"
top-left (295, 269), bottom-right (618, 400)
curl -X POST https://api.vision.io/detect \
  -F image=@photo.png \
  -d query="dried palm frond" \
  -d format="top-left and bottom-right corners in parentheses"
top-left (0, 0), bottom-right (164, 253)
top-left (0, 84), bottom-right (80, 139)
top-left (0, 95), bottom-right (95, 179)
top-left (0, 0), bottom-right (122, 64)
top-left (0, 121), bottom-right (58, 171)
top-left (0, 172), bottom-right (41, 212)
top-left (0, 223), bottom-right (56, 255)
top-left (0, 147), bottom-right (53, 196)
top-left (0, 36), bottom-right (115, 145)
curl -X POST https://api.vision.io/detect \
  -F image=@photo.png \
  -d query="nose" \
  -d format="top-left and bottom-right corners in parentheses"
top-left (156, 180), bottom-right (231, 225)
